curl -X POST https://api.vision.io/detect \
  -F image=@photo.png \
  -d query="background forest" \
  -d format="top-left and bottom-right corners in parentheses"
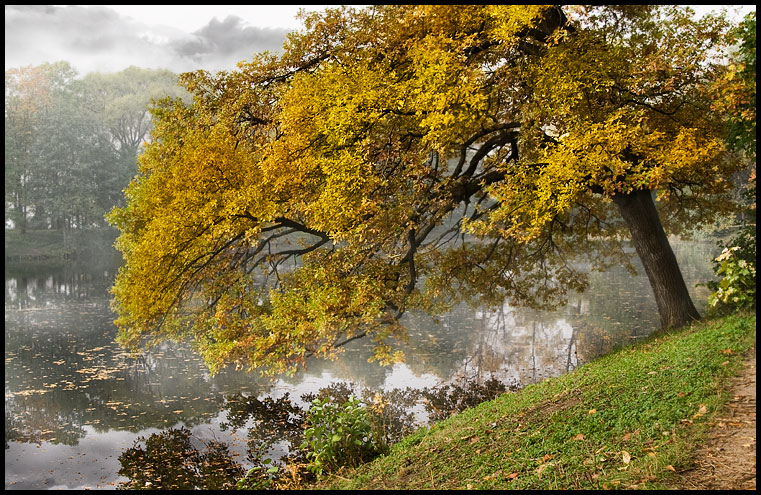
top-left (5, 62), bottom-right (188, 234)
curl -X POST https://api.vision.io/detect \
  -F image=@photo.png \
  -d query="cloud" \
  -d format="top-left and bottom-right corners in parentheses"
top-left (4, 5), bottom-right (290, 76)
top-left (171, 15), bottom-right (289, 69)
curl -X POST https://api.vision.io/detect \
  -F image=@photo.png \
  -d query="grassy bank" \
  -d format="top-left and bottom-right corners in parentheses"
top-left (318, 313), bottom-right (755, 490)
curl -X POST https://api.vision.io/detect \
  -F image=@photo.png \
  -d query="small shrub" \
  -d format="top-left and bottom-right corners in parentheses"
top-left (235, 463), bottom-right (279, 490)
top-left (300, 395), bottom-right (382, 475)
top-left (707, 243), bottom-right (756, 313)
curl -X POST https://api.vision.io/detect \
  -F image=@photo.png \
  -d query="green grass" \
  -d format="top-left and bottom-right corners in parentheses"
top-left (317, 313), bottom-right (756, 490)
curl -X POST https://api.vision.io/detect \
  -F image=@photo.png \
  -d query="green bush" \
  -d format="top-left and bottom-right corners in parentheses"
top-left (300, 395), bottom-right (382, 475)
top-left (235, 462), bottom-right (279, 490)
top-left (707, 241), bottom-right (756, 313)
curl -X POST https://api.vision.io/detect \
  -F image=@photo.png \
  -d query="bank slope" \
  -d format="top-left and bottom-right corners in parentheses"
top-left (321, 313), bottom-right (756, 490)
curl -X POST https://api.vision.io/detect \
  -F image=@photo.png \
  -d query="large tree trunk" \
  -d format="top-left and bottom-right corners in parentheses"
top-left (613, 188), bottom-right (701, 329)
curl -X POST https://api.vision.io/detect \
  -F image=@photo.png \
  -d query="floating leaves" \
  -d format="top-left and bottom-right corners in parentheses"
top-left (10, 388), bottom-right (50, 397)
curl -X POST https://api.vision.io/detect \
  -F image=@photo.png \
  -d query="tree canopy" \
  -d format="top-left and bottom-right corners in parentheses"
top-left (108, 5), bottom-right (746, 375)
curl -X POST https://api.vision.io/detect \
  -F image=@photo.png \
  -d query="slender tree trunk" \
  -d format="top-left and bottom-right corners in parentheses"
top-left (20, 204), bottom-right (27, 234)
top-left (613, 188), bottom-right (701, 329)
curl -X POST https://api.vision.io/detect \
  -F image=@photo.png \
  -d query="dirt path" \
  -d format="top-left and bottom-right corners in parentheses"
top-left (675, 345), bottom-right (756, 490)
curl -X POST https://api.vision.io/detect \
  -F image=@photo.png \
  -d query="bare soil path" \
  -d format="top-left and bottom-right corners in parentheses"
top-left (674, 345), bottom-right (756, 490)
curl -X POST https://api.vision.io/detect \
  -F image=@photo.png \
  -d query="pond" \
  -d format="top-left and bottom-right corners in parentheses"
top-left (4, 239), bottom-right (719, 489)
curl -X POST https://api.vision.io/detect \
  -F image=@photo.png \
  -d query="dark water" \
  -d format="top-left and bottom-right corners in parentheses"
top-left (4, 240), bottom-right (718, 489)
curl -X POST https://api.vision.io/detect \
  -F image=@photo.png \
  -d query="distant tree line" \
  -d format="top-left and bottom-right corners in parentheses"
top-left (5, 62), bottom-right (188, 232)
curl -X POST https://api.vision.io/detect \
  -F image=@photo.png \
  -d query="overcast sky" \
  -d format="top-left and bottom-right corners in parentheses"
top-left (5, 4), bottom-right (756, 77)
top-left (4, 5), bottom-right (338, 75)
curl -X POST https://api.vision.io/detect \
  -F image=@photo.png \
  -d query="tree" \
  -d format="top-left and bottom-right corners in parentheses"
top-left (5, 63), bottom-right (187, 231)
top-left (5, 63), bottom-right (63, 232)
top-left (108, 5), bottom-right (743, 375)
top-left (706, 11), bottom-right (756, 313)
top-left (78, 66), bottom-right (190, 218)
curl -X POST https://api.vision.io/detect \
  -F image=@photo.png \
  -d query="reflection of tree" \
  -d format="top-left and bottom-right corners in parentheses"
top-left (4, 393), bottom-right (86, 448)
top-left (4, 318), bottom-right (272, 446)
top-left (5, 267), bottom-right (278, 448)
top-left (221, 392), bottom-right (306, 466)
top-left (5, 240), bottom-right (717, 459)
top-left (401, 305), bottom-right (479, 380)
top-left (5, 256), bottom-right (121, 310)
top-left (117, 427), bottom-right (243, 490)
top-left (408, 239), bottom-right (720, 381)
top-left (568, 240), bottom-right (718, 363)
top-left (115, 377), bottom-right (513, 489)
top-left (422, 377), bottom-right (510, 423)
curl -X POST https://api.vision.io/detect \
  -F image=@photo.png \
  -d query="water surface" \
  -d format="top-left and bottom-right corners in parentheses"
top-left (4, 240), bottom-right (718, 489)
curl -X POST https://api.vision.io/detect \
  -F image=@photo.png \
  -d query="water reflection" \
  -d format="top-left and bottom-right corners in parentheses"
top-left (116, 377), bottom-right (510, 490)
top-left (117, 427), bottom-right (243, 490)
top-left (4, 239), bottom-right (719, 489)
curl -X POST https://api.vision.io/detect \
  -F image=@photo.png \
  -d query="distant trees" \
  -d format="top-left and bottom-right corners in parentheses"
top-left (4, 62), bottom-right (187, 231)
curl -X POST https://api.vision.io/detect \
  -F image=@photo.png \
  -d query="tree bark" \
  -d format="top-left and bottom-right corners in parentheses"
top-left (613, 188), bottom-right (701, 329)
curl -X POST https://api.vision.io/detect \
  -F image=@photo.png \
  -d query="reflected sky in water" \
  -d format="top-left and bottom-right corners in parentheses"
top-left (4, 240), bottom-right (718, 489)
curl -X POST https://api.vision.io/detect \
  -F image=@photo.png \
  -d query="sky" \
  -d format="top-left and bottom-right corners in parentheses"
top-left (4, 5), bottom-right (339, 75)
top-left (4, 4), bottom-right (757, 77)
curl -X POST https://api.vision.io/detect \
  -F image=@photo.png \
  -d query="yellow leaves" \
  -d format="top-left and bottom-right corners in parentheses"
top-left (405, 34), bottom-right (489, 148)
top-left (486, 5), bottom-right (553, 46)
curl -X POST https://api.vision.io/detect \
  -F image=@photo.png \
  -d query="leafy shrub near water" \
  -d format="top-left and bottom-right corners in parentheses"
top-left (235, 461), bottom-right (279, 490)
top-left (300, 395), bottom-right (383, 475)
top-left (706, 226), bottom-right (756, 314)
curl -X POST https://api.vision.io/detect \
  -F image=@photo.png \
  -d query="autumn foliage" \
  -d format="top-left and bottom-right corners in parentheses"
top-left (108, 6), bottom-right (747, 375)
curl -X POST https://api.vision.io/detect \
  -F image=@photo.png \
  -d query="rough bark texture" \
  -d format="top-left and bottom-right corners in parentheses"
top-left (613, 188), bottom-right (702, 329)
